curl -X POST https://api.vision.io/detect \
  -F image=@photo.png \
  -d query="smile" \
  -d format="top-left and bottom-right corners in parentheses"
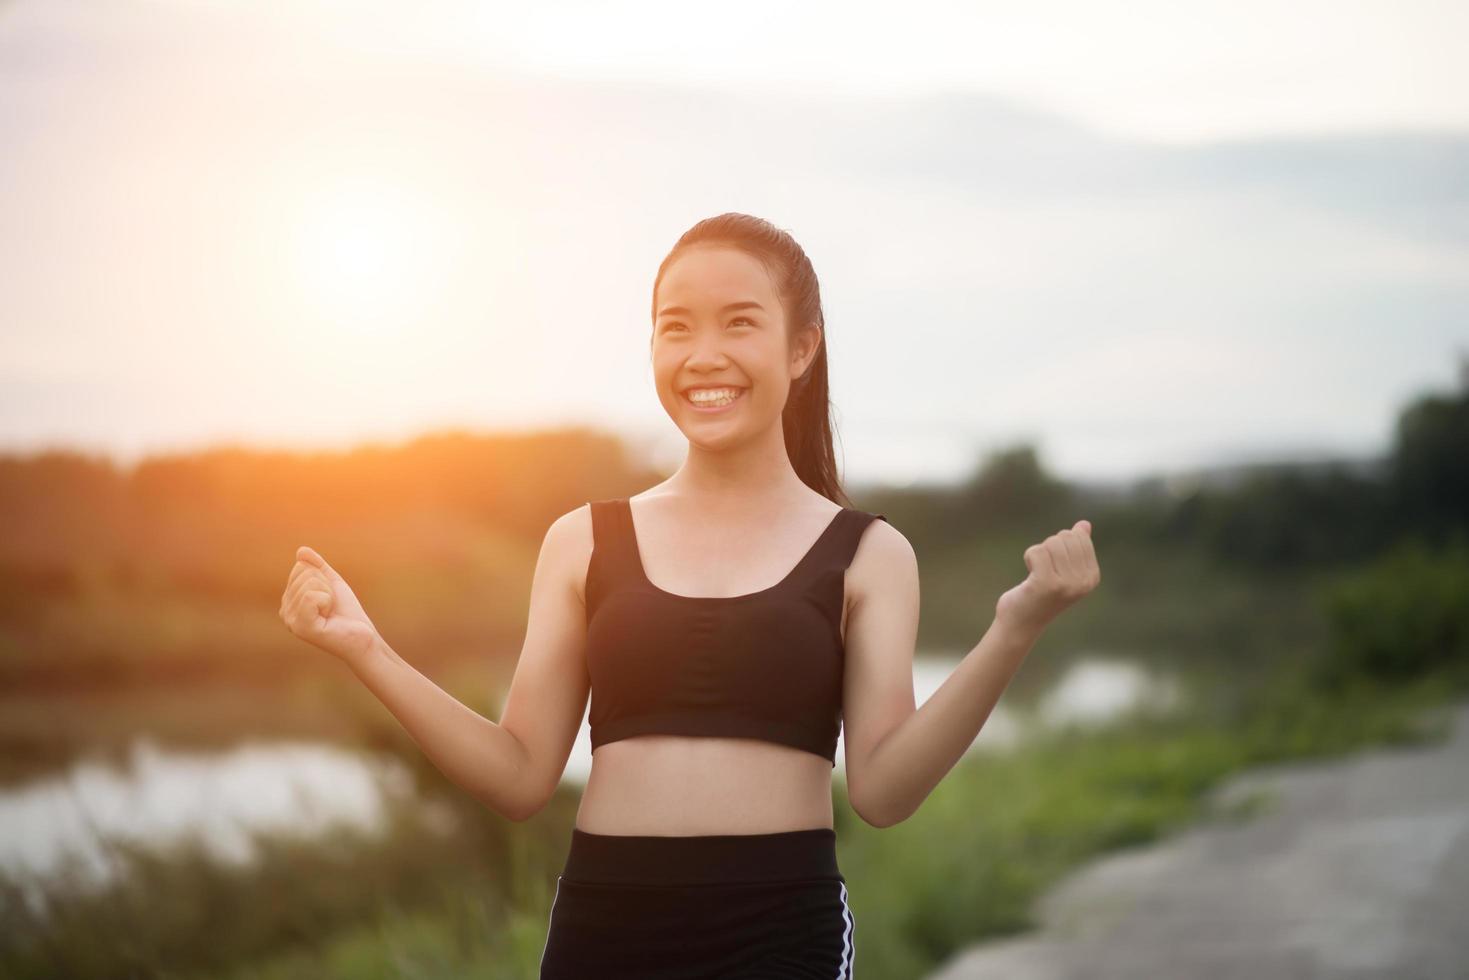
top-left (682, 387), bottom-right (746, 411)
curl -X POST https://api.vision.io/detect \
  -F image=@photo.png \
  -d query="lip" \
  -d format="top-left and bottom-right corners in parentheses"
top-left (680, 383), bottom-right (747, 394)
top-left (680, 386), bottom-right (747, 414)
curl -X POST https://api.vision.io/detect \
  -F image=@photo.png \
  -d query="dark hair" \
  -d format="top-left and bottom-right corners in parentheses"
top-left (650, 213), bottom-right (851, 506)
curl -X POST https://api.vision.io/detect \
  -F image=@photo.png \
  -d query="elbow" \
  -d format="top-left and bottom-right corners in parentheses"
top-left (504, 802), bottom-right (539, 823)
top-left (512, 771), bottom-right (558, 823)
top-left (498, 785), bottom-right (547, 823)
top-left (849, 787), bottom-right (907, 830)
top-left (856, 805), bottom-right (906, 830)
top-left (497, 734), bottom-right (558, 823)
top-left (491, 758), bottom-right (550, 824)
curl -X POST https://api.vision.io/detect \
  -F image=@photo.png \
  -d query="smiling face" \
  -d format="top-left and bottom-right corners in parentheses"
top-left (652, 245), bottom-right (821, 447)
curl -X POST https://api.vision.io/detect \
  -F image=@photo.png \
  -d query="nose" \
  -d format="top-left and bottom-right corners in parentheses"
top-left (686, 331), bottom-right (731, 368)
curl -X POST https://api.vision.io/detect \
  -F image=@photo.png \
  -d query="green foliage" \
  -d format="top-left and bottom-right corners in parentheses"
top-left (1391, 382), bottom-right (1469, 543)
top-left (1314, 533), bottom-right (1469, 687)
top-left (1196, 465), bottom-right (1395, 567)
top-left (4, 373), bottom-right (1465, 694)
top-left (1127, 373), bottom-right (1469, 573)
top-left (0, 430), bottom-right (656, 688)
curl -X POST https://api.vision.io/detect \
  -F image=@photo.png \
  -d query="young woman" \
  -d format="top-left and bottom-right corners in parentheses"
top-left (279, 212), bottom-right (1100, 978)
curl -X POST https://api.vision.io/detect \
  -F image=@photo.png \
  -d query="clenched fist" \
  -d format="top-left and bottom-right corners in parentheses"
top-left (995, 520), bottom-right (1100, 638)
top-left (279, 546), bottom-right (381, 665)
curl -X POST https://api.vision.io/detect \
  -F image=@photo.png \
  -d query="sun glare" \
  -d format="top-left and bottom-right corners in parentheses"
top-left (292, 175), bottom-right (447, 330)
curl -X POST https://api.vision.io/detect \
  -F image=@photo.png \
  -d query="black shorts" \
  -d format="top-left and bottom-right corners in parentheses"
top-left (539, 826), bottom-right (856, 979)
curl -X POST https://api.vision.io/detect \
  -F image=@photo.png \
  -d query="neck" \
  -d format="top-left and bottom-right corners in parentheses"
top-left (666, 422), bottom-right (813, 511)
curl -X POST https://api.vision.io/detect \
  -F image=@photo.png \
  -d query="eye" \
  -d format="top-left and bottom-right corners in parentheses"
top-left (660, 321), bottom-right (688, 333)
top-left (729, 317), bottom-right (755, 328)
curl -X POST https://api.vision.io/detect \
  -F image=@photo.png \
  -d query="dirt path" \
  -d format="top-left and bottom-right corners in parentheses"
top-left (927, 699), bottom-right (1469, 980)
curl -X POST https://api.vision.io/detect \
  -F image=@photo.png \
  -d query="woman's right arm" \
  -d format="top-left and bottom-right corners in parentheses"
top-left (281, 505), bottom-right (593, 822)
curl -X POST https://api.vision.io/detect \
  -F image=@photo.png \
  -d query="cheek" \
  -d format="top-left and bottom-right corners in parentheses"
top-left (649, 357), bottom-right (689, 411)
top-left (649, 352), bottom-right (676, 389)
top-left (750, 355), bottom-right (791, 397)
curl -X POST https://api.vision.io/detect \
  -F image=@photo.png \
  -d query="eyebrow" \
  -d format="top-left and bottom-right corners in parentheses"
top-left (656, 300), bottom-right (766, 319)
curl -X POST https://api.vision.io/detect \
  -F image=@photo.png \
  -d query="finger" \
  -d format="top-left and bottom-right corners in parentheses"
top-left (1025, 541), bottom-right (1057, 580)
top-left (283, 570), bottom-right (312, 611)
top-left (305, 589), bottom-right (332, 617)
top-left (1047, 534), bottom-right (1076, 580)
top-left (1074, 519), bottom-right (1092, 536)
top-left (296, 546), bottom-right (335, 582)
top-left (291, 588), bottom-right (331, 633)
top-left (302, 573), bottom-right (329, 610)
top-left (284, 559), bottom-right (313, 593)
top-left (281, 570), bottom-right (307, 620)
top-left (1058, 529), bottom-right (1086, 576)
top-left (285, 571), bottom-right (328, 613)
top-left (1074, 524), bottom-right (1099, 573)
top-left (298, 546), bottom-right (343, 583)
top-left (285, 590), bottom-right (312, 633)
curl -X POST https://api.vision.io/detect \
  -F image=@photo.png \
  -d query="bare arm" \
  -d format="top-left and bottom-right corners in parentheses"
top-left (838, 520), bottom-right (922, 829)
top-left (282, 505), bottom-right (593, 822)
top-left (489, 505), bottom-right (593, 818)
top-left (843, 520), bottom-right (1099, 828)
top-left (349, 633), bottom-right (541, 820)
top-left (852, 612), bottom-right (1040, 828)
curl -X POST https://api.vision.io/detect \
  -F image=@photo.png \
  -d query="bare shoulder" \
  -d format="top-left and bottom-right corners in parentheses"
top-left (540, 502), bottom-right (595, 606)
top-left (848, 514), bottom-right (919, 606)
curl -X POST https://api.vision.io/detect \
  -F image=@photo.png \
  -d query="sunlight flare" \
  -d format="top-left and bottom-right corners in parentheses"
top-left (291, 174), bottom-right (448, 330)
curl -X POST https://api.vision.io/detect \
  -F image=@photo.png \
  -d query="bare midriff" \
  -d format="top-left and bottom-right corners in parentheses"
top-left (575, 736), bottom-right (836, 835)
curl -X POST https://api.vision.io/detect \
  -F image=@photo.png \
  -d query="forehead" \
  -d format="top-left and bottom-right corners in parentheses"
top-left (656, 245), bottom-right (779, 312)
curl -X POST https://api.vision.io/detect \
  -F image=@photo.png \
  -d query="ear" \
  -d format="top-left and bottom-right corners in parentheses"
top-left (790, 323), bottom-right (823, 381)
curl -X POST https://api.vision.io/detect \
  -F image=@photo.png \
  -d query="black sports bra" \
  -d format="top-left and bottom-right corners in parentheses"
top-left (583, 497), bottom-right (888, 766)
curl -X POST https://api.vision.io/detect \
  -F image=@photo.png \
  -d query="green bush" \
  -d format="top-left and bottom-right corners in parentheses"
top-left (1315, 532), bottom-right (1469, 686)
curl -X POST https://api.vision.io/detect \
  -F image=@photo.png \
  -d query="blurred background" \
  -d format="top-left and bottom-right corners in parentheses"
top-left (1, 1), bottom-right (1465, 977)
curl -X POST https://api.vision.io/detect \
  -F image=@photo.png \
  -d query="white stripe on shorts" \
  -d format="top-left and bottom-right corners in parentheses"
top-left (539, 875), bottom-right (563, 973)
top-left (837, 879), bottom-right (855, 978)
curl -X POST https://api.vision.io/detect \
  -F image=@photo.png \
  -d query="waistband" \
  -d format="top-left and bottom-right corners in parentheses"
top-left (562, 827), bottom-right (842, 886)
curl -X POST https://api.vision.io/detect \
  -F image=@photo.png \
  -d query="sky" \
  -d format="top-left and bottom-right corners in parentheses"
top-left (1, 0), bottom-right (1466, 487)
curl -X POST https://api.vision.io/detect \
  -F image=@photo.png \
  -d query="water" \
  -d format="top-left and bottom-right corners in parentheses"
top-left (1034, 656), bottom-right (1186, 727)
top-left (0, 737), bottom-right (446, 892)
top-left (0, 653), bottom-right (1181, 892)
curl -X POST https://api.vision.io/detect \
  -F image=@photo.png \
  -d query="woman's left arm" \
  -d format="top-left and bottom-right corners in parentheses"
top-left (843, 520), bottom-right (1100, 828)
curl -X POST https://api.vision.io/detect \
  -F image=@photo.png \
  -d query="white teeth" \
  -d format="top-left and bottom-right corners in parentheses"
top-left (685, 387), bottom-right (744, 407)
